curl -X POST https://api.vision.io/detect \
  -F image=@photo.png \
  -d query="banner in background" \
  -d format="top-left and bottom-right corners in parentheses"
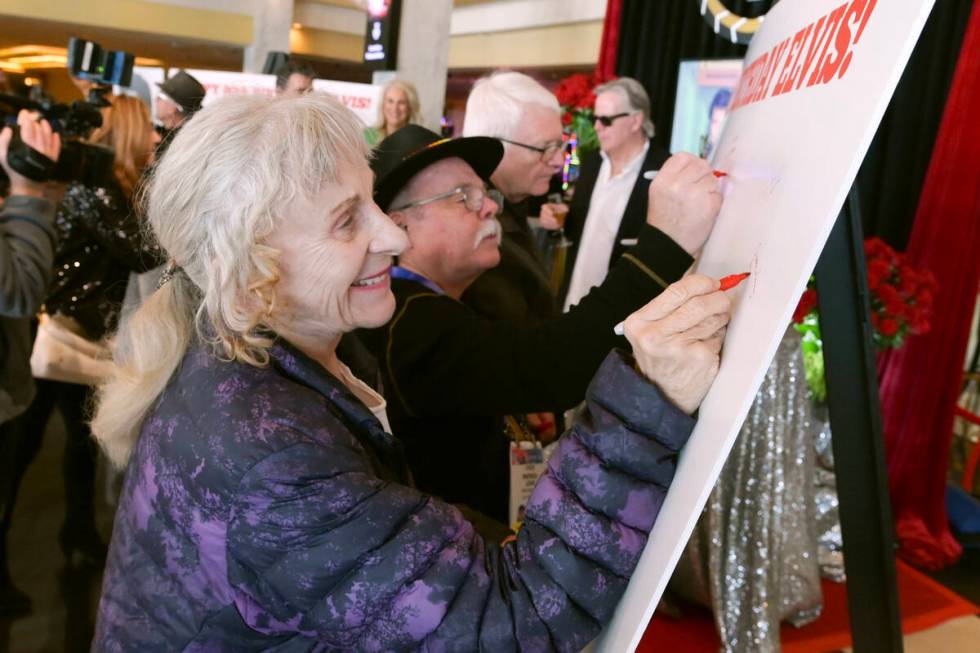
top-left (132, 67), bottom-right (382, 126)
top-left (595, 0), bottom-right (937, 650)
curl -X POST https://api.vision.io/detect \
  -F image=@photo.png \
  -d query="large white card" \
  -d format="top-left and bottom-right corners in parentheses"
top-left (593, 1), bottom-right (935, 650)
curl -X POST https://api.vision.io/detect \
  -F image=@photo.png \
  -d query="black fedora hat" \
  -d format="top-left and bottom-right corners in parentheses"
top-left (371, 125), bottom-right (503, 211)
top-left (157, 70), bottom-right (206, 115)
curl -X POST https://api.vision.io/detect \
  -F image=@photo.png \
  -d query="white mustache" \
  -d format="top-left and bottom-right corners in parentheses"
top-left (473, 219), bottom-right (502, 250)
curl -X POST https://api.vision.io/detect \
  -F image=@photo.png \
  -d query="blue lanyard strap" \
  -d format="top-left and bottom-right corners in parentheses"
top-left (390, 266), bottom-right (445, 295)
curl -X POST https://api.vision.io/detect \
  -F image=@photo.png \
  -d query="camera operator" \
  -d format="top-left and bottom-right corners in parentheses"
top-left (0, 109), bottom-right (60, 615)
top-left (1, 94), bottom-right (160, 614)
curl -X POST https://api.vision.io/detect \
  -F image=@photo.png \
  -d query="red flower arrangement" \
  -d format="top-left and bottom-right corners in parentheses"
top-left (553, 71), bottom-right (615, 154)
top-left (554, 72), bottom-right (600, 113)
top-left (793, 237), bottom-right (937, 349)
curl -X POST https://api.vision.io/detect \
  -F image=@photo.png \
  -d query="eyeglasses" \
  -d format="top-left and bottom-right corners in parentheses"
top-left (594, 112), bottom-right (633, 127)
top-left (392, 184), bottom-right (504, 215)
top-left (498, 137), bottom-right (567, 161)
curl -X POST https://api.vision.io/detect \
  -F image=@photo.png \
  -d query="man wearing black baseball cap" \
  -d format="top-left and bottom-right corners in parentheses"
top-left (360, 124), bottom-right (722, 526)
top-left (155, 70), bottom-right (206, 155)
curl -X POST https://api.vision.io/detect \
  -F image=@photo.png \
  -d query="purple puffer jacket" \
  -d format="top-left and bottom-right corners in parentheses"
top-left (93, 339), bottom-right (694, 652)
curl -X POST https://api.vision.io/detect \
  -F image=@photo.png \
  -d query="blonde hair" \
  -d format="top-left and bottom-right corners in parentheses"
top-left (462, 71), bottom-right (560, 141)
top-left (91, 93), bottom-right (368, 468)
top-left (373, 79), bottom-right (422, 136)
top-left (88, 94), bottom-right (155, 198)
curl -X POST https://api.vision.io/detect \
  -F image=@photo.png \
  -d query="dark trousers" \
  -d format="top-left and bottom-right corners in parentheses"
top-left (0, 379), bottom-right (98, 578)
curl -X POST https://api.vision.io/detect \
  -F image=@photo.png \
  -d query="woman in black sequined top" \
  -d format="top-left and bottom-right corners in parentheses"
top-left (47, 95), bottom-right (162, 339)
top-left (0, 95), bottom-right (161, 580)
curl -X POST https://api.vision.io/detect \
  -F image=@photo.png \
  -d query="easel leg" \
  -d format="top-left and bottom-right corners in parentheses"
top-left (814, 187), bottom-right (904, 653)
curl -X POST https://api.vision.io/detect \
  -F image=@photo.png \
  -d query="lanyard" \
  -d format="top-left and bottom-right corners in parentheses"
top-left (390, 266), bottom-right (445, 295)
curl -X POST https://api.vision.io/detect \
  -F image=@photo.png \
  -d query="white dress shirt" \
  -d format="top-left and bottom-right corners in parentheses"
top-left (563, 142), bottom-right (649, 311)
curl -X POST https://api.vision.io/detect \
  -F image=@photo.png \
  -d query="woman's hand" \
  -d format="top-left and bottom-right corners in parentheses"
top-left (623, 274), bottom-right (731, 414)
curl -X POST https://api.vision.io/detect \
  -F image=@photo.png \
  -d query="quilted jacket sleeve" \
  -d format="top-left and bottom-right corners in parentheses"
top-left (226, 351), bottom-right (695, 652)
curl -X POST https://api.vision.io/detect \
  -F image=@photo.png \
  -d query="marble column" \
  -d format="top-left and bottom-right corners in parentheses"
top-left (391, 0), bottom-right (453, 131)
top-left (244, 0), bottom-right (294, 74)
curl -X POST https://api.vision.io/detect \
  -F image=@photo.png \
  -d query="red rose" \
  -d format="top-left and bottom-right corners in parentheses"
top-left (576, 90), bottom-right (596, 110)
top-left (875, 284), bottom-right (900, 306)
top-left (555, 74), bottom-right (591, 107)
top-left (871, 312), bottom-right (882, 330)
top-left (864, 237), bottom-right (888, 258)
top-left (865, 237), bottom-right (901, 267)
top-left (793, 288), bottom-right (818, 323)
top-left (879, 317), bottom-right (900, 337)
top-left (867, 259), bottom-right (892, 289)
top-left (561, 111), bottom-right (573, 126)
top-left (885, 299), bottom-right (907, 319)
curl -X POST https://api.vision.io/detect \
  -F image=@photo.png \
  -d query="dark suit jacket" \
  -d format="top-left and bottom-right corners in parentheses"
top-left (560, 140), bottom-right (671, 305)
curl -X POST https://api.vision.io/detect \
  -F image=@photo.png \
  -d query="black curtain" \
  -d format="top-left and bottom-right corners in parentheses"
top-left (615, 0), bottom-right (973, 249)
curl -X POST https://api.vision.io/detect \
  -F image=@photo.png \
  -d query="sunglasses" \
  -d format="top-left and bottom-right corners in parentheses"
top-left (498, 137), bottom-right (567, 161)
top-left (594, 112), bottom-right (633, 127)
top-left (392, 184), bottom-right (504, 215)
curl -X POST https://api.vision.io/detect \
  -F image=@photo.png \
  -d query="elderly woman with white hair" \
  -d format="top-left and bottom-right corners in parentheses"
top-left (91, 93), bottom-right (730, 651)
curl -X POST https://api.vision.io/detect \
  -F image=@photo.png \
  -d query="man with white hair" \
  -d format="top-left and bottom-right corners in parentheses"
top-left (362, 124), bottom-right (723, 526)
top-left (561, 77), bottom-right (671, 311)
top-left (460, 71), bottom-right (567, 325)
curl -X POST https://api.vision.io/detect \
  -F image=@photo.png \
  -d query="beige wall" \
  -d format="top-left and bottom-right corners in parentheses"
top-left (0, 0), bottom-right (253, 46)
top-left (289, 27), bottom-right (363, 62)
top-left (449, 20), bottom-right (602, 69)
top-left (0, 1), bottom-right (604, 71)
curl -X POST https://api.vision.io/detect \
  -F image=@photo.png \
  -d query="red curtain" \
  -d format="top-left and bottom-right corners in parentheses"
top-left (877, 0), bottom-right (980, 570)
top-left (597, 0), bottom-right (622, 79)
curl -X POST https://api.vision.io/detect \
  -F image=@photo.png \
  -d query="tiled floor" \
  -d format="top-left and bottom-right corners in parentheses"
top-left (1, 411), bottom-right (113, 653)
top-left (1, 412), bottom-right (977, 652)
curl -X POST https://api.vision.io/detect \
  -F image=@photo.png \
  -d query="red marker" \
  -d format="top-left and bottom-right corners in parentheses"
top-left (719, 272), bottom-right (750, 290)
top-left (613, 272), bottom-right (750, 335)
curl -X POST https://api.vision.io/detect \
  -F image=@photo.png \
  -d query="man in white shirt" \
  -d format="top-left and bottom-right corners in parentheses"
top-left (561, 77), bottom-right (671, 311)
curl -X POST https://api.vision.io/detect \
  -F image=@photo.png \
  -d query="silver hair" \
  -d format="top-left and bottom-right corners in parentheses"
top-left (595, 77), bottom-right (656, 138)
top-left (462, 71), bottom-right (560, 141)
top-left (91, 92), bottom-right (368, 468)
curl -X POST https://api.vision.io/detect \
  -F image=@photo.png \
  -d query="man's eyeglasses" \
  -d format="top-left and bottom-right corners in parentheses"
top-left (594, 112), bottom-right (633, 127)
top-left (498, 137), bottom-right (567, 161)
top-left (391, 184), bottom-right (504, 215)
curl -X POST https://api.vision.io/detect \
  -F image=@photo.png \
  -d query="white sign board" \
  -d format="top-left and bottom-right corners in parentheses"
top-left (313, 78), bottom-right (384, 127)
top-left (133, 67), bottom-right (382, 127)
top-left (593, 1), bottom-right (934, 651)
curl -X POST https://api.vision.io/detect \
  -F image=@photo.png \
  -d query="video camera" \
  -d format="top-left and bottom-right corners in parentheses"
top-left (0, 38), bottom-right (135, 188)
